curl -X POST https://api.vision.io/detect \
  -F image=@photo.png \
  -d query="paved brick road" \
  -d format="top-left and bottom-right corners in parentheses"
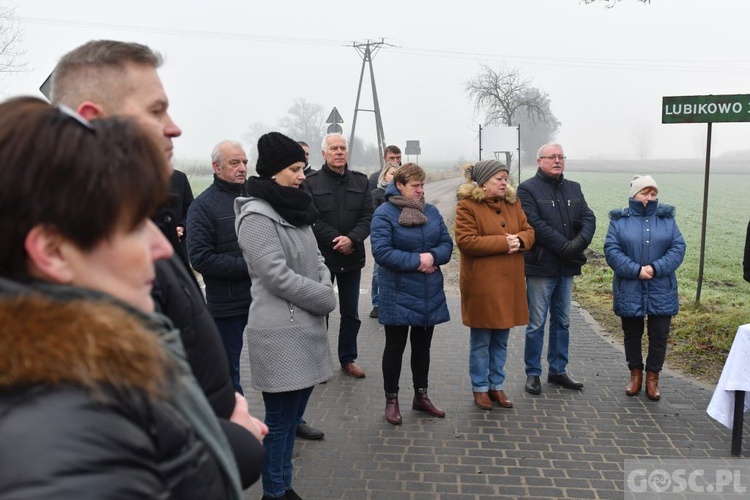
top-left (239, 293), bottom-right (746, 499)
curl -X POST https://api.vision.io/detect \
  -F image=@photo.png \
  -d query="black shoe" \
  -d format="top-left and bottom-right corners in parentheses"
top-left (369, 307), bottom-right (379, 318)
top-left (285, 489), bottom-right (303, 500)
top-left (548, 373), bottom-right (584, 390)
top-left (525, 375), bottom-right (541, 395)
top-left (296, 423), bottom-right (324, 440)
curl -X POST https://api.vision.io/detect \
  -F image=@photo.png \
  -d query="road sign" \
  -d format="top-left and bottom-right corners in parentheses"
top-left (39, 72), bottom-right (53, 101)
top-left (326, 107), bottom-right (343, 124)
top-left (662, 94), bottom-right (750, 124)
top-left (327, 123), bottom-right (343, 134)
top-left (405, 140), bottom-right (421, 155)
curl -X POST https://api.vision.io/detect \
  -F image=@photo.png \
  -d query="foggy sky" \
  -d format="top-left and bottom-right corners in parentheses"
top-left (5, 0), bottom-right (750, 166)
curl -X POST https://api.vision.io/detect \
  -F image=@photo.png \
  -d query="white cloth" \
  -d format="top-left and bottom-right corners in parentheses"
top-left (707, 324), bottom-right (750, 429)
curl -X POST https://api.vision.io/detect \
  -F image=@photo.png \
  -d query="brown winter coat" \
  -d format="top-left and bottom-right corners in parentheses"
top-left (455, 182), bottom-right (535, 329)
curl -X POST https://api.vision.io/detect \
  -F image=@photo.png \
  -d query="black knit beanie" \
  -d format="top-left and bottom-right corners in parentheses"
top-left (256, 132), bottom-right (306, 178)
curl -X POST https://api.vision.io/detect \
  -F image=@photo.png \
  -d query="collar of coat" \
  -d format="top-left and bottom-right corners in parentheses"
top-left (213, 174), bottom-right (246, 195)
top-left (608, 200), bottom-right (676, 220)
top-left (321, 163), bottom-right (349, 179)
top-left (456, 181), bottom-right (518, 204)
top-left (0, 279), bottom-right (171, 401)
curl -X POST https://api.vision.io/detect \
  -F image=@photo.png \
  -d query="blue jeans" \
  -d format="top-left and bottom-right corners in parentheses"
top-left (331, 270), bottom-right (361, 365)
top-left (213, 314), bottom-right (246, 394)
top-left (262, 386), bottom-right (314, 498)
top-left (371, 263), bottom-right (379, 307)
top-left (524, 276), bottom-right (573, 377)
top-left (469, 328), bottom-right (510, 391)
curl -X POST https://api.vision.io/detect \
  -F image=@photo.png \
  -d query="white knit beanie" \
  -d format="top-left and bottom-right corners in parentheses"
top-left (630, 175), bottom-right (658, 198)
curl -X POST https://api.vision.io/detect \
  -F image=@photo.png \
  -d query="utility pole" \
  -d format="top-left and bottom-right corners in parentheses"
top-left (347, 38), bottom-right (395, 164)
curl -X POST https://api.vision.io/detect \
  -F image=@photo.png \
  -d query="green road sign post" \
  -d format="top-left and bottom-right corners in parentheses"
top-left (662, 94), bottom-right (750, 303)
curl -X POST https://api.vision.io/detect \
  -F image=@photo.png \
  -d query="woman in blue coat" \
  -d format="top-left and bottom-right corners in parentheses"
top-left (371, 163), bottom-right (453, 425)
top-left (604, 175), bottom-right (686, 401)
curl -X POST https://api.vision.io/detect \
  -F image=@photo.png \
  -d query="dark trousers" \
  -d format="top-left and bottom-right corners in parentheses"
top-left (213, 314), bottom-right (247, 394)
top-left (621, 315), bottom-right (671, 373)
top-left (382, 325), bottom-right (435, 396)
top-left (331, 270), bottom-right (361, 365)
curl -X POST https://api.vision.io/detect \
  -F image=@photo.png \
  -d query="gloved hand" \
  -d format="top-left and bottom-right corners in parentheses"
top-left (560, 235), bottom-right (587, 260)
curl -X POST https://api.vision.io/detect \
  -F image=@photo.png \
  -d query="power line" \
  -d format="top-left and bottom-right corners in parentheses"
top-left (18, 16), bottom-right (750, 74)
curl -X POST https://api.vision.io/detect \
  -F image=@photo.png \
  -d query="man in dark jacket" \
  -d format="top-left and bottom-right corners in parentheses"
top-left (368, 144), bottom-right (402, 190)
top-left (302, 133), bottom-right (374, 379)
top-left (169, 169), bottom-right (194, 257)
top-left (187, 140), bottom-right (252, 394)
top-left (50, 40), bottom-right (265, 488)
top-left (517, 143), bottom-right (596, 396)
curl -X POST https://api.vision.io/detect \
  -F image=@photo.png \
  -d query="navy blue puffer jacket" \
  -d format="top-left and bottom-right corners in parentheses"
top-left (371, 183), bottom-right (452, 326)
top-left (604, 199), bottom-right (686, 317)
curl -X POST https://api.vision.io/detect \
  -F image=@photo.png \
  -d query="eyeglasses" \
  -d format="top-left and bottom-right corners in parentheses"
top-left (539, 155), bottom-right (566, 161)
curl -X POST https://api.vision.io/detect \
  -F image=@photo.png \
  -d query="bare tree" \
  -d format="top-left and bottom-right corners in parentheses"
top-left (278, 98), bottom-right (326, 154)
top-left (580, 0), bottom-right (650, 7)
top-left (517, 89), bottom-right (561, 165)
top-left (467, 65), bottom-right (559, 167)
top-left (0, 3), bottom-right (25, 92)
top-left (580, 0), bottom-right (651, 9)
top-left (466, 65), bottom-right (547, 128)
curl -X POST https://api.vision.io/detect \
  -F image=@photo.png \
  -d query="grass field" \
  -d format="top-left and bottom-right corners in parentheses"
top-left (185, 164), bottom-right (750, 384)
top-left (550, 167), bottom-right (750, 384)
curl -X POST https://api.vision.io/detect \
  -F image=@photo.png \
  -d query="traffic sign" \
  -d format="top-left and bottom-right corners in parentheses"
top-left (327, 123), bottom-right (343, 134)
top-left (405, 140), bottom-right (421, 155)
top-left (662, 94), bottom-right (750, 124)
top-left (326, 107), bottom-right (343, 124)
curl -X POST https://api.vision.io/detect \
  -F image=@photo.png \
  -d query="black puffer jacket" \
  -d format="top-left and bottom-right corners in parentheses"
top-left (517, 168), bottom-right (596, 277)
top-left (187, 175), bottom-right (252, 318)
top-left (0, 283), bottom-right (233, 499)
top-left (301, 164), bottom-right (373, 273)
top-left (153, 203), bottom-right (263, 489)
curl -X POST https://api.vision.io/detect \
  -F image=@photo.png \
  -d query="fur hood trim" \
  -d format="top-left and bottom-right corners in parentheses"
top-left (0, 294), bottom-right (170, 399)
top-left (456, 181), bottom-right (518, 204)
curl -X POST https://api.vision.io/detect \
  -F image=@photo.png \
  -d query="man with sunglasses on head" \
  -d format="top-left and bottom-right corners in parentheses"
top-left (517, 143), bottom-right (596, 396)
top-left (50, 40), bottom-right (265, 490)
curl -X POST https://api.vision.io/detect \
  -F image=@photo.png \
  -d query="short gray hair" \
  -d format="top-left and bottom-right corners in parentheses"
top-left (537, 142), bottom-right (563, 159)
top-left (211, 140), bottom-right (244, 164)
top-left (321, 133), bottom-right (347, 151)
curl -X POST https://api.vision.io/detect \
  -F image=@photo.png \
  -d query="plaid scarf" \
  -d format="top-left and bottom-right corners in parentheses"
top-left (389, 195), bottom-right (427, 227)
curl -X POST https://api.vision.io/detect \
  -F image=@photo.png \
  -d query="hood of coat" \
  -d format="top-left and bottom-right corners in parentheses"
top-left (0, 284), bottom-right (171, 400)
top-left (456, 181), bottom-right (517, 204)
top-left (608, 201), bottom-right (675, 221)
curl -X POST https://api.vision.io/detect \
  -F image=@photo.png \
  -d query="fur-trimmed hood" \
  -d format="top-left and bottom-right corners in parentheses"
top-left (0, 286), bottom-right (170, 400)
top-left (456, 181), bottom-right (518, 204)
top-left (609, 199), bottom-right (675, 221)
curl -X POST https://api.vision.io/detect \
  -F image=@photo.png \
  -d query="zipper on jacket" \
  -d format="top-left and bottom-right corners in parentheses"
top-left (287, 301), bottom-right (294, 322)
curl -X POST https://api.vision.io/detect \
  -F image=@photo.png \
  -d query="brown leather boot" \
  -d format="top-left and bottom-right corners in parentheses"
top-left (488, 389), bottom-right (513, 408)
top-left (626, 368), bottom-right (643, 397)
top-left (473, 391), bottom-right (493, 410)
top-left (412, 390), bottom-right (445, 418)
top-left (385, 398), bottom-right (402, 425)
top-left (645, 371), bottom-right (660, 401)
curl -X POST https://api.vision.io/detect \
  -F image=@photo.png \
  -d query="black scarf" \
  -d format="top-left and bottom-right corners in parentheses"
top-left (245, 177), bottom-right (318, 227)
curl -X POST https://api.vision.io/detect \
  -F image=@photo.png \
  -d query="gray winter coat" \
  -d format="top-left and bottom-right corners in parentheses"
top-left (235, 197), bottom-right (336, 393)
